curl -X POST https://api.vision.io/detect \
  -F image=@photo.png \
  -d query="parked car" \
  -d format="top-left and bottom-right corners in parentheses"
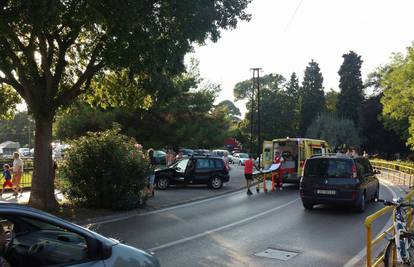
top-left (155, 156), bottom-right (230, 190)
top-left (179, 148), bottom-right (194, 157)
top-left (0, 203), bottom-right (160, 267)
top-left (17, 148), bottom-right (31, 157)
top-left (193, 149), bottom-right (211, 156)
top-left (299, 154), bottom-right (380, 212)
top-left (233, 153), bottom-right (249, 165)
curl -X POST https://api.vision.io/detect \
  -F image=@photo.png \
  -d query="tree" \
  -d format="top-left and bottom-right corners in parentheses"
top-left (0, 0), bottom-right (251, 209)
top-left (0, 111), bottom-right (35, 146)
top-left (337, 51), bottom-right (364, 125)
top-left (325, 89), bottom-right (338, 115)
top-left (359, 94), bottom-right (408, 155)
top-left (285, 72), bottom-right (300, 135)
top-left (306, 114), bottom-right (361, 149)
top-left (299, 60), bottom-right (325, 135)
top-left (0, 84), bottom-right (19, 119)
top-left (55, 64), bottom-right (231, 150)
top-left (380, 45), bottom-right (414, 150)
top-left (216, 100), bottom-right (241, 121)
top-left (232, 73), bottom-right (301, 154)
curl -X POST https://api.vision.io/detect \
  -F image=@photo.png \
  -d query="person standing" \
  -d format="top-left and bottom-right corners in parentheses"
top-left (244, 155), bottom-right (258, 195)
top-left (1, 164), bottom-right (18, 197)
top-left (273, 150), bottom-right (284, 190)
top-left (147, 149), bottom-right (157, 197)
top-left (12, 152), bottom-right (23, 196)
top-left (222, 151), bottom-right (230, 171)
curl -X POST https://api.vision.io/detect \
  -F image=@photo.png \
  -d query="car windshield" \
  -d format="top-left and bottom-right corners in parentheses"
top-left (304, 158), bottom-right (353, 178)
top-left (154, 150), bottom-right (166, 157)
top-left (238, 153), bottom-right (249, 158)
top-left (174, 158), bottom-right (189, 172)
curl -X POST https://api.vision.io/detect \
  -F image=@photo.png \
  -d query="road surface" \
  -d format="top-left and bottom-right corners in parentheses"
top-left (94, 167), bottom-right (401, 267)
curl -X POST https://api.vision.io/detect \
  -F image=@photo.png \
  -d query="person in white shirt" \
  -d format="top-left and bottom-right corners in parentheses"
top-left (12, 152), bottom-right (23, 195)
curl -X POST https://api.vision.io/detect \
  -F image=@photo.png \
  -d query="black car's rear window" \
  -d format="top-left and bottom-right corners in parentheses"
top-left (304, 158), bottom-right (353, 178)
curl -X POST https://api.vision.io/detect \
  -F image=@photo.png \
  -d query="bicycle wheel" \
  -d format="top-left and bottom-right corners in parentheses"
top-left (384, 239), bottom-right (396, 267)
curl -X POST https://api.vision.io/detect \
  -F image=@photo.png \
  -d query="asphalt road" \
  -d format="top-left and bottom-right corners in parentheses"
top-left (94, 167), bottom-right (403, 267)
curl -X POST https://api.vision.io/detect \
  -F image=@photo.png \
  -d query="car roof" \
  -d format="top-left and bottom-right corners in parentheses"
top-left (309, 153), bottom-right (365, 160)
top-left (190, 155), bottom-right (223, 160)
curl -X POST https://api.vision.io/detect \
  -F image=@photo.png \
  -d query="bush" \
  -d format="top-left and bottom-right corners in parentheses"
top-left (59, 129), bottom-right (150, 210)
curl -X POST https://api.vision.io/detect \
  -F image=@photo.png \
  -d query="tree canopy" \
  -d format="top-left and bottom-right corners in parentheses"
top-left (0, 0), bottom-right (252, 209)
top-left (299, 60), bottom-right (325, 135)
top-left (337, 51), bottom-right (364, 125)
top-left (381, 44), bottom-right (414, 150)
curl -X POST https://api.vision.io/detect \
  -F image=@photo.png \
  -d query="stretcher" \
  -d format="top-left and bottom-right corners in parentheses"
top-left (252, 163), bottom-right (281, 193)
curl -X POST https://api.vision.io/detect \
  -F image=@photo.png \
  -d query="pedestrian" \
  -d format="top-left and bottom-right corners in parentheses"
top-left (147, 149), bottom-right (156, 197)
top-left (12, 152), bottom-right (23, 196)
top-left (1, 164), bottom-right (18, 197)
top-left (273, 150), bottom-right (284, 190)
top-left (176, 151), bottom-right (183, 161)
top-left (222, 151), bottom-right (230, 171)
top-left (244, 154), bottom-right (258, 195)
top-left (363, 150), bottom-right (369, 158)
top-left (351, 148), bottom-right (358, 157)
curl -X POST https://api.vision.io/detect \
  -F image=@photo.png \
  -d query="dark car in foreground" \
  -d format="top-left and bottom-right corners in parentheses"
top-left (155, 156), bottom-right (230, 190)
top-left (0, 204), bottom-right (160, 267)
top-left (300, 155), bottom-right (379, 212)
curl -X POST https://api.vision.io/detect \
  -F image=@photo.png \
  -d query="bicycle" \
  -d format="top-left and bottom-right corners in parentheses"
top-left (377, 197), bottom-right (414, 266)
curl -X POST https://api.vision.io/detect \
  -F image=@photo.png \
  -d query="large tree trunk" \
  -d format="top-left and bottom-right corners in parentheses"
top-left (28, 118), bottom-right (58, 210)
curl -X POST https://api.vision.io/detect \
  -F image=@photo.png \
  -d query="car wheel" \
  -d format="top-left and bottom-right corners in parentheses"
top-left (156, 176), bottom-right (169, 190)
top-left (355, 192), bottom-right (366, 213)
top-left (302, 201), bottom-right (313, 210)
top-left (209, 176), bottom-right (223, 190)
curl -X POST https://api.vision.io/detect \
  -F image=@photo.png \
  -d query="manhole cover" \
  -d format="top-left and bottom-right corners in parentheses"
top-left (254, 248), bottom-right (299, 261)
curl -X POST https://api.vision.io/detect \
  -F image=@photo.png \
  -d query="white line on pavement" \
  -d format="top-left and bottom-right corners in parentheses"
top-left (89, 189), bottom-right (246, 226)
top-left (148, 198), bottom-right (300, 252)
top-left (342, 180), bottom-right (398, 267)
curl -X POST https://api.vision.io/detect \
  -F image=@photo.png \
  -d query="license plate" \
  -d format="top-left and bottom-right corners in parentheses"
top-left (316, 189), bottom-right (336, 195)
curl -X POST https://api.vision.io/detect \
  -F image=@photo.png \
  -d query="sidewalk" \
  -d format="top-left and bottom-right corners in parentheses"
top-left (0, 190), bottom-right (65, 204)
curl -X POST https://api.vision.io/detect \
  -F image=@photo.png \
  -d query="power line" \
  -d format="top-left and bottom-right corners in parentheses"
top-left (284, 0), bottom-right (304, 32)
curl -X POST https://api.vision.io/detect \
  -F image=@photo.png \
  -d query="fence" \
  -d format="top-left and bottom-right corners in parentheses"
top-left (365, 160), bottom-right (414, 267)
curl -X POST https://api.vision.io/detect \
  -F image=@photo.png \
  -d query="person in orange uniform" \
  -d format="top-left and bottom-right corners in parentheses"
top-left (244, 154), bottom-right (258, 195)
top-left (273, 150), bottom-right (284, 190)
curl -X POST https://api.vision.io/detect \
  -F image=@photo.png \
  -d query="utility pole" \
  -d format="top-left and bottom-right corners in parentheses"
top-left (250, 72), bottom-right (255, 155)
top-left (250, 67), bottom-right (262, 166)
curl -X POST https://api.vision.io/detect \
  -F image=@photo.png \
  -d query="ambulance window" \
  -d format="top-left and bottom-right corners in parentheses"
top-left (264, 148), bottom-right (271, 161)
top-left (312, 148), bottom-right (322, 155)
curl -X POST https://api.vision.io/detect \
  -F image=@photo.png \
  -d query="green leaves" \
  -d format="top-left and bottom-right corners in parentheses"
top-left (299, 60), bottom-right (325, 135)
top-left (337, 51), bottom-right (364, 125)
top-left (59, 128), bottom-right (150, 210)
top-left (381, 44), bottom-right (414, 149)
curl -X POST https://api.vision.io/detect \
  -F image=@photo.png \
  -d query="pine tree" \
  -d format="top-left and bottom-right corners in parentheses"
top-left (299, 60), bottom-right (325, 135)
top-left (337, 51), bottom-right (364, 125)
top-left (286, 72), bottom-right (300, 135)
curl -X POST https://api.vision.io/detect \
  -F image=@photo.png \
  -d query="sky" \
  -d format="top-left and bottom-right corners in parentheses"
top-left (186, 0), bottom-right (414, 115)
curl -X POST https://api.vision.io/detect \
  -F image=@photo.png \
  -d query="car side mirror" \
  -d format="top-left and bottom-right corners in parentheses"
top-left (99, 242), bottom-right (113, 260)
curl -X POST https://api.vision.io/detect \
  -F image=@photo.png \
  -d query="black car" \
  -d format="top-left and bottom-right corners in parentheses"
top-left (154, 156), bottom-right (230, 190)
top-left (299, 155), bottom-right (380, 212)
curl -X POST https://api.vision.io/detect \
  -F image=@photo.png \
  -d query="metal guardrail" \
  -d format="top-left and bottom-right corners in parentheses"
top-left (365, 160), bottom-right (414, 267)
top-left (370, 160), bottom-right (414, 187)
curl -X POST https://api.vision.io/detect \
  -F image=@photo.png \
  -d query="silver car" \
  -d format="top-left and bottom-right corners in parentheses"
top-left (0, 204), bottom-right (160, 267)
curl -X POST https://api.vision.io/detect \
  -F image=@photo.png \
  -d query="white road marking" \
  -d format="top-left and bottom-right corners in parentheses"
top-left (342, 180), bottom-right (398, 267)
top-left (89, 189), bottom-right (247, 226)
top-left (148, 198), bottom-right (300, 252)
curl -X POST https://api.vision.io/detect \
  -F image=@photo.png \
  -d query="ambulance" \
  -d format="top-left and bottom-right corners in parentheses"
top-left (262, 138), bottom-right (330, 183)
